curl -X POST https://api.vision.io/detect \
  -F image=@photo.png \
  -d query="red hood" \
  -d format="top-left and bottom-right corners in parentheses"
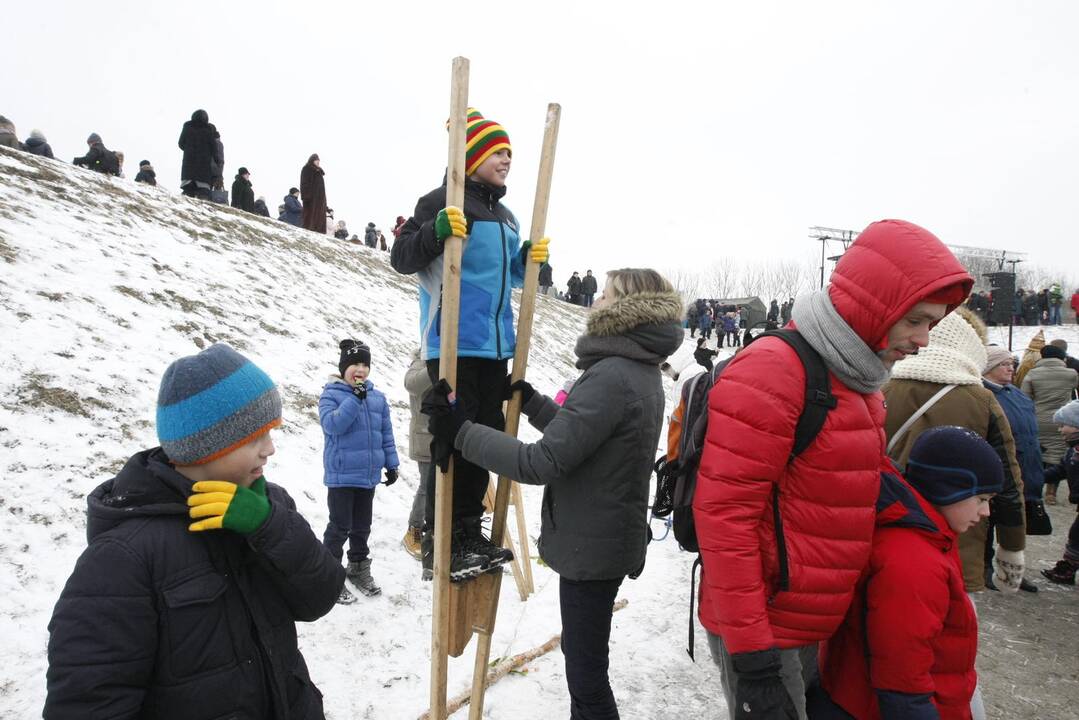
top-left (828, 220), bottom-right (973, 350)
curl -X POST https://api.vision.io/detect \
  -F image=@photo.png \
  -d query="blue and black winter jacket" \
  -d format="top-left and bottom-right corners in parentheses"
top-left (319, 378), bottom-right (400, 488)
top-left (390, 178), bottom-right (526, 361)
top-left (984, 379), bottom-right (1046, 501)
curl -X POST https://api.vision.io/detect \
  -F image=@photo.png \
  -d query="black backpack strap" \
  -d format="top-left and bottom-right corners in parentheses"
top-left (687, 554), bottom-right (702, 661)
top-left (751, 329), bottom-right (836, 461)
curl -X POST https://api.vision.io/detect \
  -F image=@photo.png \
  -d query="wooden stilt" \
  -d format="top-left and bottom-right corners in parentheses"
top-left (429, 56), bottom-right (470, 720)
top-left (466, 103), bottom-right (562, 720)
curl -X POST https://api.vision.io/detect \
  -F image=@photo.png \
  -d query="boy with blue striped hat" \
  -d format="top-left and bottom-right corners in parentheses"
top-left (45, 343), bottom-right (343, 718)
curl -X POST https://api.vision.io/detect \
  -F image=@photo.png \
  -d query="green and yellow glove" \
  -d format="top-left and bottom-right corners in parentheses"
top-left (434, 206), bottom-right (467, 242)
top-left (188, 477), bottom-right (271, 534)
top-left (522, 237), bottom-right (550, 264)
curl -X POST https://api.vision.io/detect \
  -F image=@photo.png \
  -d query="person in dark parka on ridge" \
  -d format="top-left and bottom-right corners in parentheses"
top-left (538, 261), bottom-right (554, 295)
top-left (281, 187), bottom-right (303, 226)
top-left (178, 109), bottom-right (221, 200)
top-left (24, 129), bottom-right (54, 158)
top-left (300, 154), bottom-right (327, 233)
top-left (44, 344), bottom-right (343, 720)
top-left (134, 159), bottom-right (157, 186)
top-left (427, 268), bottom-right (684, 720)
top-left (73, 133), bottom-right (118, 175)
top-left (231, 166), bottom-right (256, 213)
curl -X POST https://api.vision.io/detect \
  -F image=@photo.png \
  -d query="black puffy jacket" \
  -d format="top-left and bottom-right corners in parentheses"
top-left (45, 448), bottom-right (343, 720)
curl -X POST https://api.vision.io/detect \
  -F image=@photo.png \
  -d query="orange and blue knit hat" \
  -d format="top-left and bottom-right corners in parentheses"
top-left (156, 344), bottom-right (282, 465)
top-left (454, 108), bottom-right (511, 176)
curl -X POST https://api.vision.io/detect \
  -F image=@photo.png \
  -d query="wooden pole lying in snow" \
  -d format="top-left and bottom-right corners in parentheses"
top-left (416, 600), bottom-right (629, 720)
top-left (466, 102), bottom-right (562, 720)
top-left (429, 55), bottom-right (470, 720)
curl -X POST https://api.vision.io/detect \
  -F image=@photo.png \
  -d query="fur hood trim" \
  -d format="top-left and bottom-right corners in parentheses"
top-left (586, 291), bottom-right (684, 338)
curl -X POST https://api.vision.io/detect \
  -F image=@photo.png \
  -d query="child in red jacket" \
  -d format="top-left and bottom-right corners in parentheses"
top-left (811, 426), bottom-right (1005, 720)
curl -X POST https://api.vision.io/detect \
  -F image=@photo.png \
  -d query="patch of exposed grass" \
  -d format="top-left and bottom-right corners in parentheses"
top-left (14, 373), bottom-right (91, 417)
top-left (114, 285), bottom-right (148, 303)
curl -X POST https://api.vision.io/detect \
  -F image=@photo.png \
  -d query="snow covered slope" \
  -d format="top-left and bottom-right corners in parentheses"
top-left (0, 146), bottom-right (708, 719)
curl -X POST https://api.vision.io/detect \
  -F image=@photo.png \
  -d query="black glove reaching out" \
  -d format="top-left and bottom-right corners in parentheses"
top-left (730, 649), bottom-right (798, 720)
top-left (421, 380), bottom-right (470, 472)
top-left (383, 468), bottom-right (398, 486)
top-left (502, 375), bottom-right (536, 405)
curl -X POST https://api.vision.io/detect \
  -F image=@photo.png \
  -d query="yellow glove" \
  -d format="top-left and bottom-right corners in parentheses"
top-left (528, 237), bottom-right (550, 264)
top-left (187, 478), bottom-right (270, 534)
top-left (435, 206), bottom-right (467, 241)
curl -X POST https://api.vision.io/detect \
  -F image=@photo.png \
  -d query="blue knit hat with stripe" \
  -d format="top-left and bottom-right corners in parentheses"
top-left (905, 426), bottom-right (1004, 506)
top-left (156, 344), bottom-right (282, 466)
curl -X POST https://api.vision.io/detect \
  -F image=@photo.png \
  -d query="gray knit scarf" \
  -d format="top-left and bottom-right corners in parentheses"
top-left (790, 288), bottom-right (891, 394)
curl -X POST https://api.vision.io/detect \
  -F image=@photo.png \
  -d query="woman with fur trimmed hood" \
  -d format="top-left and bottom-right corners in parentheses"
top-left (883, 306), bottom-right (1028, 593)
top-left (426, 268), bottom-right (683, 718)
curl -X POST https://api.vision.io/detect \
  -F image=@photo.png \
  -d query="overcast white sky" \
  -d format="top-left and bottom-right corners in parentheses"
top-left (5, 1), bottom-right (1075, 291)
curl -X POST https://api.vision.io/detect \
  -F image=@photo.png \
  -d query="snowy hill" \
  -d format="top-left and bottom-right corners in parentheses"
top-left (0, 146), bottom-right (709, 719)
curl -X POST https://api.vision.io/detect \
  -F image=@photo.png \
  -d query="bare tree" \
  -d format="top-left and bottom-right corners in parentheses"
top-left (736, 259), bottom-right (813, 301)
top-left (663, 266), bottom-right (702, 306)
top-left (706, 257), bottom-right (740, 299)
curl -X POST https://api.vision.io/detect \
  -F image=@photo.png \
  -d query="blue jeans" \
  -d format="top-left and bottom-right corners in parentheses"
top-left (1050, 304), bottom-right (1062, 325)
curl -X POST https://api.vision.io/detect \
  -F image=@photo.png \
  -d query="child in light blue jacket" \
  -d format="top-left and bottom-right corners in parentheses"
top-left (320, 339), bottom-right (399, 602)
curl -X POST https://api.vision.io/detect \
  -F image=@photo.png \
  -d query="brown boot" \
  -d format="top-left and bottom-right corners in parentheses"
top-left (1045, 484), bottom-right (1058, 506)
top-left (402, 526), bottom-right (422, 560)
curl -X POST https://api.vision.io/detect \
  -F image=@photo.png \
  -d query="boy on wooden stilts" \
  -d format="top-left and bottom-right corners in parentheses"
top-left (391, 108), bottom-right (551, 581)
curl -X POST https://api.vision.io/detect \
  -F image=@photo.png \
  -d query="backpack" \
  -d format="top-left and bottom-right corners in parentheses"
top-left (651, 328), bottom-right (836, 658)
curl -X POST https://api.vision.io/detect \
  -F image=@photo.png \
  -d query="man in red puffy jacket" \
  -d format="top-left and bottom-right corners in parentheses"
top-left (693, 220), bottom-right (973, 720)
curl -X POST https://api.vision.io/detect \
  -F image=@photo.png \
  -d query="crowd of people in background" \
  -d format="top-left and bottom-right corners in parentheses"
top-left (966, 283), bottom-right (1076, 326)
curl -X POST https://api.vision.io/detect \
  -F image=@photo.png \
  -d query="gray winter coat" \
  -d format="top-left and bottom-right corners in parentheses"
top-left (404, 352), bottom-right (433, 462)
top-left (455, 290), bottom-right (684, 581)
top-left (1021, 357), bottom-right (1079, 464)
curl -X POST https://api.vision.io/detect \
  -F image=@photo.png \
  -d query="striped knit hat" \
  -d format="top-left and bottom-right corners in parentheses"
top-left (156, 344), bottom-right (282, 466)
top-left (458, 108), bottom-right (511, 176)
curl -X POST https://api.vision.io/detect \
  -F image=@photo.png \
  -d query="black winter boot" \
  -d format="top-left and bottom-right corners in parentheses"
top-left (348, 558), bottom-right (381, 597)
top-left (421, 527), bottom-right (488, 582)
top-left (458, 516), bottom-right (513, 572)
top-left (1041, 560), bottom-right (1077, 585)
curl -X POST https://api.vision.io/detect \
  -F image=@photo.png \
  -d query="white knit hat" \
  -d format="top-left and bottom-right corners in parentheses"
top-left (890, 311), bottom-right (988, 385)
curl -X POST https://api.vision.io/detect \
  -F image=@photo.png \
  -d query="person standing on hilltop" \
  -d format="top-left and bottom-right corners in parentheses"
top-left (300, 154), bottom-right (327, 233)
top-left (178, 109), bottom-right (221, 201)
top-left (581, 269), bottom-right (599, 307)
top-left (230, 167), bottom-right (255, 213)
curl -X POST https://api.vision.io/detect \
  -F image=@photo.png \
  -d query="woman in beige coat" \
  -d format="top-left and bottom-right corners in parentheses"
top-left (1021, 344), bottom-right (1079, 503)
